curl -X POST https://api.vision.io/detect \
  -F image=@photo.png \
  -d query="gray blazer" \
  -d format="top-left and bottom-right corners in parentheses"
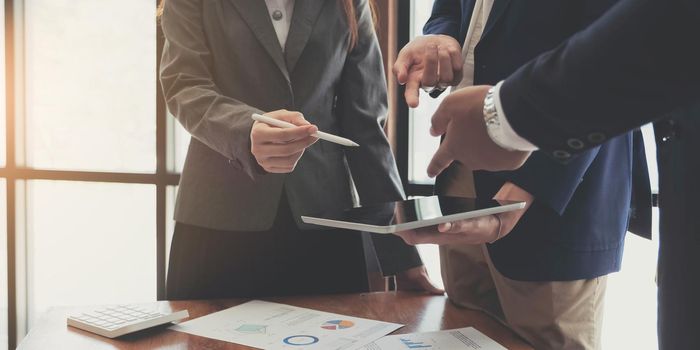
top-left (160, 0), bottom-right (421, 273)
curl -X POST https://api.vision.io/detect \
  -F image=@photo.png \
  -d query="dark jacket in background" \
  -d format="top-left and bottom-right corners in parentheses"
top-left (487, 0), bottom-right (699, 347)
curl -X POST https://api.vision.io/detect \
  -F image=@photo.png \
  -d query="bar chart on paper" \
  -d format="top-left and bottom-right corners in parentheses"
top-left (362, 327), bottom-right (507, 350)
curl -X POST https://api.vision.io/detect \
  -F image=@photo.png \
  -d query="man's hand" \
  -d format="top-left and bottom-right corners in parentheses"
top-left (395, 265), bottom-right (444, 295)
top-left (428, 85), bottom-right (532, 175)
top-left (250, 109), bottom-right (318, 173)
top-left (394, 182), bottom-right (533, 246)
top-left (393, 35), bottom-right (463, 108)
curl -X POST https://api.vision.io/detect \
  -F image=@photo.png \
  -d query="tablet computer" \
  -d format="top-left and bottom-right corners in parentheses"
top-left (301, 196), bottom-right (526, 234)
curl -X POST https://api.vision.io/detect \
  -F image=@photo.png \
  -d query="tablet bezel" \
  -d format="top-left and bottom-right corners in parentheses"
top-left (301, 197), bottom-right (526, 234)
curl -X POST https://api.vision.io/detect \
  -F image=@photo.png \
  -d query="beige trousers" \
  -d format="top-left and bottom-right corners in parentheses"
top-left (440, 244), bottom-right (607, 350)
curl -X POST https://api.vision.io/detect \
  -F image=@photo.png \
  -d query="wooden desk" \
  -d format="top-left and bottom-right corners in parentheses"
top-left (18, 292), bottom-right (532, 349)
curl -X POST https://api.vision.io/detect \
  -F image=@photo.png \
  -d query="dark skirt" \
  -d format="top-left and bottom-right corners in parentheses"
top-left (166, 199), bottom-right (370, 300)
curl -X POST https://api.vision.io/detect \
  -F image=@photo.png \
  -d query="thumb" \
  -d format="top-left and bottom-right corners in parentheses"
top-left (430, 100), bottom-right (451, 137)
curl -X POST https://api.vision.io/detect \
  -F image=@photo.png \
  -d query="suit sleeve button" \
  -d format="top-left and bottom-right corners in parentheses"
top-left (567, 138), bottom-right (585, 150)
top-left (587, 132), bottom-right (607, 144)
top-left (553, 150), bottom-right (572, 159)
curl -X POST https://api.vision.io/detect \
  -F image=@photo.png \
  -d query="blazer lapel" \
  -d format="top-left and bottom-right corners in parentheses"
top-left (229, 0), bottom-right (290, 82)
top-left (285, 0), bottom-right (326, 73)
top-left (480, 0), bottom-right (512, 41)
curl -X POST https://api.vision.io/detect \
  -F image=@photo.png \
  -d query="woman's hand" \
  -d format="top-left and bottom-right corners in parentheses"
top-left (250, 110), bottom-right (319, 173)
top-left (394, 182), bottom-right (534, 245)
top-left (395, 265), bottom-right (444, 295)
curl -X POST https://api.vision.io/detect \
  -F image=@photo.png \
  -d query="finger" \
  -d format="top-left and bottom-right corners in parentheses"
top-left (254, 136), bottom-right (318, 157)
top-left (439, 218), bottom-right (484, 234)
top-left (404, 69), bottom-right (422, 108)
top-left (437, 46), bottom-right (454, 85)
top-left (264, 165), bottom-right (296, 174)
top-left (422, 44), bottom-right (439, 87)
top-left (261, 150), bottom-right (304, 168)
top-left (447, 219), bottom-right (477, 233)
top-left (439, 221), bottom-right (465, 234)
top-left (427, 142), bottom-right (454, 178)
top-left (447, 44), bottom-right (463, 85)
top-left (437, 222), bottom-right (452, 232)
top-left (254, 123), bottom-right (318, 143)
top-left (393, 53), bottom-right (411, 85)
top-left (420, 276), bottom-right (445, 295)
top-left (405, 231), bottom-right (463, 245)
top-left (267, 111), bottom-right (311, 126)
top-left (430, 99), bottom-right (451, 137)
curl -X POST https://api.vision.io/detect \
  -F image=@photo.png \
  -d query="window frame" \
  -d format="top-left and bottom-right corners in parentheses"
top-left (2, 1), bottom-right (178, 348)
top-left (394, 0), bottom-right (434, 198)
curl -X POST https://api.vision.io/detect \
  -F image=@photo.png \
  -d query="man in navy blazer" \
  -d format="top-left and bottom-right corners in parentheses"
top-left (395, 1), bottom-right (652, 348)
top-left (396, 0), bottom-right (699, 348)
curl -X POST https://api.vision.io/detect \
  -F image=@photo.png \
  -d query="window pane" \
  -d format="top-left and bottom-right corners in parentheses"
top-left (409, 92), bottom-right (444, 185)
top-left (165, 185), bottom-right (178, 273)
top-left (26, 181), bottom-right (156, 326)
top-left (603, 218), bottom-right (659, 349)
top-left (24, 0), bottom-right (156, 172)
top-left (409, 0), bottom-right (441, 185)
top-left (0, 180), bottom-right (7, 350)
top-left (641, 124), bottom-right (659, 193)
top-left (168, 112), bottom-right (190, 174)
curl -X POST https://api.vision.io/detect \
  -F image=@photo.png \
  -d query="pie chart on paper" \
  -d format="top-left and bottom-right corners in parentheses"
top-left (321, 320), bottom-right (355, 330)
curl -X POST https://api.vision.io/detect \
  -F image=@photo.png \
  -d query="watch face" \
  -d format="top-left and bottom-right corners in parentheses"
top-left (484, 104), bottom-right (498, 123)
top-left (483, 89), bottom-right (497, 116)
top-left (485, 116), bottom-right (500, 127)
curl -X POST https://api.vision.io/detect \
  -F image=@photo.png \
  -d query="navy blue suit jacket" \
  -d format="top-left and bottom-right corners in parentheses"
top-left (426, 0), bottom-right (652, 281)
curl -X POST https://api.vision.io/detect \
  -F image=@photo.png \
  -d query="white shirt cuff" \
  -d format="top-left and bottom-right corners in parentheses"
top-left (491, 81), bottom-right (539, 151)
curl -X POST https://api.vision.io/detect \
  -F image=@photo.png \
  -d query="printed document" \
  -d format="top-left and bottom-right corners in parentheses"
top-left (172, 300), bottom-right (403, 350)
top-left (361, 327), bottom-right (507, 350)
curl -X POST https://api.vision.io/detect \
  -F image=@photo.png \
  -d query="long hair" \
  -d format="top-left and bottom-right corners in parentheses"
top-left (157, 0), bottom-right (377, 51)
top-left (341, 0), bottom-right (378, 51)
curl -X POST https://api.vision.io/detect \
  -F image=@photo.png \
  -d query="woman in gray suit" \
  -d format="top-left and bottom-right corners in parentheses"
top-left (159, 0), bottom-right (441, 298)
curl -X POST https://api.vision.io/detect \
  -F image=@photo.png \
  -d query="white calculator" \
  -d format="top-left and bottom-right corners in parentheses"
top-left (67, 304), bottom-right (189, 338)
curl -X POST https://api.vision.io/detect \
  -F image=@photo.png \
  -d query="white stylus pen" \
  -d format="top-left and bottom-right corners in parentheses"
top-left (252, 113), bottom-right (360, 147)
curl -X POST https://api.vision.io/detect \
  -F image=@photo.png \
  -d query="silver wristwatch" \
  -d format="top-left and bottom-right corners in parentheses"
top-left (483, 86), bottom-right (516, 151)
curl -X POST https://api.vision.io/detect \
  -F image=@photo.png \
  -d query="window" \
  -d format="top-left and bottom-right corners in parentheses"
top-left (26, 181), bottom-right (156, 325)
top-left (1, 1), bottom-right (178, 348)
top-left (401, 1), bottom-right (445, 289)
top-left (408, 1), bottom-right (443, 186)
top-left (24, 0), bottom-right (156, 173)
top-left (0, 2), bottom-right (7, 348)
